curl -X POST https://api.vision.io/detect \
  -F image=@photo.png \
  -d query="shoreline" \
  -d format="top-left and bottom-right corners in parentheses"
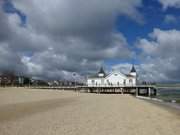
top-left (136, 96), bottom-right (180, 116)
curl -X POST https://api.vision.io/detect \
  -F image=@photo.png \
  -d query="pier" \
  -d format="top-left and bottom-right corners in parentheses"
top-left (30, 85), bottom-right (157, 97)
top-left (77, 85), bottom-right (157, 97)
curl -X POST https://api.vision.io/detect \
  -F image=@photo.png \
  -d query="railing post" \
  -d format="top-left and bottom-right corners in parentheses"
top-left (136, 87), bottom-right (138, 96)
top-left (148, 87), bottom-right (151, 97)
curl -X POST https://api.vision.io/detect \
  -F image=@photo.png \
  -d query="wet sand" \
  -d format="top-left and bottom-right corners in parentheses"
top-left (0, 87), bottom-right (180, 135)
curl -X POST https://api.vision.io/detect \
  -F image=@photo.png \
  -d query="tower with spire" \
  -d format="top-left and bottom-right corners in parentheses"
top-left (98, 67), bottom-right (106, 77)
top-left (129, 65), bottom-right (137, 77)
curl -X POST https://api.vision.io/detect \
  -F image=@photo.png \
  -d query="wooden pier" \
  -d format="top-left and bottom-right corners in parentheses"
top-left (77, 85), bottom-right (157, 97)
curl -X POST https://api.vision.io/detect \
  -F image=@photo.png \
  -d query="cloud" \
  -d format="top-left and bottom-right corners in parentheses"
top-left (164, 14), bottom-right (178, 24)
top-left (158, 0), bottom-right (180, 9)
top-left (0, 0), bottom-right (143, 80)
top-left (112, 63), bottom-right (133, 74)
top-left (0, 42), bottom-right (27, 75)
top-left (2, 0), bottom-right (26, 26)
top-left (13, 0), bottom-right (143, 44)
top-left (136, 28), bottom-right (180, 82)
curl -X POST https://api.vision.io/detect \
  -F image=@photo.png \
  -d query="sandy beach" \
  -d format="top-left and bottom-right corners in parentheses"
top-left (0, 87), bottom-right (180, 135)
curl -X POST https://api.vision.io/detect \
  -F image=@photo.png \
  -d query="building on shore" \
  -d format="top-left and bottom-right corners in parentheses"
top-left (0, 74), bottom-right (25, 86)
top-left (87, 65), bottom-right (137, 87)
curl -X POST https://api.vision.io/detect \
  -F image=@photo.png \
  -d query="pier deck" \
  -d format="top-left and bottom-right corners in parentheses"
top-left (30, 85), bottom-right (157, 97)
top-left (78, 85), bottom-right (157, 96)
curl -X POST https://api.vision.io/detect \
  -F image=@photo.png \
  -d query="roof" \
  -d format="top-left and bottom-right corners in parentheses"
top-left (88, 66), bottom-right (136, 79)
top-left (130, 65), bottom-right (136, 73)
top-left (105, 71), bottom-right (126, 79)
top-left (98, 67), bottom-right (106, 74)
top-left (88, 67), bottom-right (107, 78)
top-left (88, 72), bottom-right (136, 79)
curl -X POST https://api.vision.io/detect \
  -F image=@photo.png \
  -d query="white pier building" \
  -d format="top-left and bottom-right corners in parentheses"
top-left (87, 65), bottom-right (137, 87)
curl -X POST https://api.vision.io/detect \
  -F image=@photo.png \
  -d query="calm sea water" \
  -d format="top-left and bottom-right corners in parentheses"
top-left (156, 89), bottom-right (180, 104)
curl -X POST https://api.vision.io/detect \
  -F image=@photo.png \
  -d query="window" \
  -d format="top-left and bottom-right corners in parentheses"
top-left (123, 80), bottom-right (126, 85)
top-left (117, 82), bottom-right (120, 86)
top-left (91, 80), bottom-right (95, 83)
top-left (114, 74), bottom-right (118, 76)
top-left (129, 79), bottom-right (132, 83)
top-left (106, 80), bottom-right (110, 85)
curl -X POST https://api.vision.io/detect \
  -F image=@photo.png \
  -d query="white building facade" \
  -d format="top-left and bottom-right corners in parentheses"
top-left (87, 66), bottom-right (137, 87)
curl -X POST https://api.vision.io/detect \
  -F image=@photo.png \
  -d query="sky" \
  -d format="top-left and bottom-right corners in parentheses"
top-left (0, 0), bottom-right (180, 83)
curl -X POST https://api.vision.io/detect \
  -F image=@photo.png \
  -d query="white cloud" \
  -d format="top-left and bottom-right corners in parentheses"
top-left (2, 0), bottom-right (180, 82)
top-left (164, 14), bottom-right (177, 24)
top-left (112, 63), bottom-right (133, 74)
top-left (136, 29), bottom-right (180, 82)
top-left (158, 0), bottom-right (180, 9)
top-left (0, 0), bottom-right (143, 80)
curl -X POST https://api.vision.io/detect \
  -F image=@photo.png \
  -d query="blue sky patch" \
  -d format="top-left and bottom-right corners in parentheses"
top-left (116, 0), bottom-right (180, 45)
top-left (2, 0), bottom-right (26, 26)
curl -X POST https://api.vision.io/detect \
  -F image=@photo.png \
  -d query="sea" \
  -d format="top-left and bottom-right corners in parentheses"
top-left (156, 88), bottom-right (180, 104)
top-left (140, 88), bottom-right (180, 110)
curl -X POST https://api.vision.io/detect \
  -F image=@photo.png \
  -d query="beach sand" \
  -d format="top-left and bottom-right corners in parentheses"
top-left (0, 87), bottom-right (180, 135)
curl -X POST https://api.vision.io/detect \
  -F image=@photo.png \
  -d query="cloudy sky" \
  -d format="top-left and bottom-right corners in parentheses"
top-left (0, 0), bottom-right (180, 82)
